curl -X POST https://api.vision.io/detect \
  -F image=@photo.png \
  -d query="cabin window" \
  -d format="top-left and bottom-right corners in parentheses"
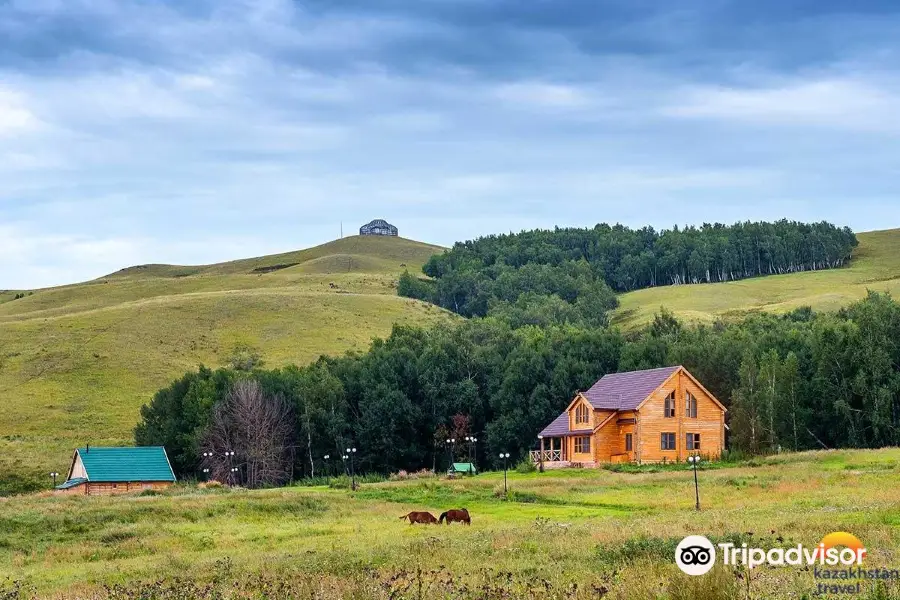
top-left (663, 392), bottom-right (676, 418)
top-left (687, 433), bottom-right (701, 451)
top-left (574, 436), bottom-right (591, 454)
top-left (575, 403), bottom-right (590, 425)
top-left (112, 483), bottom-right (118, 489)
top-left (625, 433), bottom-right (633, 452)
top-left (661, 432), bottom-right (676, 451)
top-left (686, 392), bottom-right (698, 418)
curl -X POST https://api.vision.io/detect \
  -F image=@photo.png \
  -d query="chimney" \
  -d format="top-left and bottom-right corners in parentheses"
top-left (86, 443), bottom-right (90, 454)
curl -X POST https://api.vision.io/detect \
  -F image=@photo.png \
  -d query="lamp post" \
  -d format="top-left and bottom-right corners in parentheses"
top-left (50, 471), bottom-right (59, 487)
top-left (500, 452), bottom-right (510, 495)
top-left (688, 455), bottom-right (701, 511)
top-left (225, 451), bottom-right (236, 485)
top-left (202, 468), bottom-right (210, 480)
top-left (346, 447), bottom-right (357, 491)
top-left (537, 435), bottom-right (545, 473)
top-left (324, 454), bottom-right (330, 479)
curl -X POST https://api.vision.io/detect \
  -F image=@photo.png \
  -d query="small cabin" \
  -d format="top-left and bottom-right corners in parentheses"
top-left (55, 446), bottom-right (176, 495)
top-left (533, 366), bottom-right (726, 467)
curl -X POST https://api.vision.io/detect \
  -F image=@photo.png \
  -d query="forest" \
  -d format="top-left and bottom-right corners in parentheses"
top-left (399, 220), bottom-right (858, 320)
top-left (136, 291), bottom-right (900, 486)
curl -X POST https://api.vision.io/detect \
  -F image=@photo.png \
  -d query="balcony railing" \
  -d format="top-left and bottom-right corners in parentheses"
top-left (529, 449), bottom-right (562, 463)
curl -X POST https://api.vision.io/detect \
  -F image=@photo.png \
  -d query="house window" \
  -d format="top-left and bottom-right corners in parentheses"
top-left (625, 433), bottom-right (633, 452)
top-left (686, 392), bottom-right (698, 418)
top-left (574, 436), bottom-right (591, 454)
top-left (664, 392), bottom-right (676, 418)
top-left (575, 403), bottom-right (590, 425)
top-left (661, 432), bottom-right (676, 451)
top-left (687, 433), bottom-right (701, 451)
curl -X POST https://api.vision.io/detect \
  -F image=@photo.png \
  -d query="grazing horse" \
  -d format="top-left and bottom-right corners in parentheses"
top-left (399, 511), bottom-right (438, 524)
top-left (439, 508), bottom-right (471, 525)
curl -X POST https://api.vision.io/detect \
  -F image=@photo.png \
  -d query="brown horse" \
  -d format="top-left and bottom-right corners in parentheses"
top-left (439, 508), bottom-right (471, 525)
top-left (399, 511), bottom-right (438, 524)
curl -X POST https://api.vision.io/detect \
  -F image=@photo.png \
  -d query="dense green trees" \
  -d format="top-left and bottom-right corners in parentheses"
top-left (137, 292), bottom-right (900, 481)
top-left (402, 221), bottom-right (858, 321)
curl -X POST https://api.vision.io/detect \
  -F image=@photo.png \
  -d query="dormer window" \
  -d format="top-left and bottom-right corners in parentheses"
top-left (575, 403), bottom-right (590, 425)
top-left (664, 392), bottom-right (675, 418)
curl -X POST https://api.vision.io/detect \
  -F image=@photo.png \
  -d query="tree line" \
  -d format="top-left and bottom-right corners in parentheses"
top-left (399, 220), bottom-right (858, 321)
top-left (136, 292), bottom-right (900, 486)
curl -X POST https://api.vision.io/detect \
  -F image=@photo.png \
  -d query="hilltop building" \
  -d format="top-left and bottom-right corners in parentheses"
top-left (55, 446), bottom-right (176, 495)
top-left (533, 366), bottom-right (726, 467)
top-left (359, 219), bottom-right (398, 236)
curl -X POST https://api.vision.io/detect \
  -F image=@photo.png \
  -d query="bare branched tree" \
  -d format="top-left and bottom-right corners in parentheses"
top-left (201, 379), bottom-right (295, 488)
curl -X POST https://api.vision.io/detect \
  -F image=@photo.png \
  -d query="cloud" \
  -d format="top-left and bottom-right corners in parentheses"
top-left (1, 1), bottom-right (900, 288)
top-left (665, 75), bottom-right (900, 133)
top-left (0, 87), bottom-right (40, 135)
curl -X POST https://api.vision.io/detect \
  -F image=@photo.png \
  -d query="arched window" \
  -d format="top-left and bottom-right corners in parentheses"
top-left (575, 403), bottom-right (590, 425)
top-left (664, 392), bottom-right (676, 418)
top-left (686, 392), bottom-right (698, 418)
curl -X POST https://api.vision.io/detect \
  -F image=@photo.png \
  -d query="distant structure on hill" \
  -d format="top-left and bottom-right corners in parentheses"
top-left (359, 219), bottom-right (398, 237)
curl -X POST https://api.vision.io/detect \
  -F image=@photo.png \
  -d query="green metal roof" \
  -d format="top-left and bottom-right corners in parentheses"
top-left (76, 447), bottom-right (176, 482)
top-left (55, 477), bottom-right (87, 489)
top-left (451, 462), bottom-right (477, 474)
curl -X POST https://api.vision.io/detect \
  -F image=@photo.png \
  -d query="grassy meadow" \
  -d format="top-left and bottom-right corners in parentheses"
top-left (613, 228), bottom-right (900, 328)
top-left (1, 449), bottom-right (899, 599)
top-left (0, 236), bottom-right (451, 494)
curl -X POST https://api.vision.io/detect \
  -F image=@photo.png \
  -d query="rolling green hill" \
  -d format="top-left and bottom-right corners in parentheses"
top-left (0, 236), bottom-right (451, 493)
top-left (612, 228), bottom-right (900, 328)
top-left (1, 228), bottom-right (898, 494)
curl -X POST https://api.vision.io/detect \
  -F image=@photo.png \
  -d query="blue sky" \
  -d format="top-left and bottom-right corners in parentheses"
top-left (2, 0), bottom-right (899, 289)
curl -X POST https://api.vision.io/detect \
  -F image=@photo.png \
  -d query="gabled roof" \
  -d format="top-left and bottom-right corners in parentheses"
top-left (582, 366), bottom-right (681, 410)
top-left (538, 411), bottom-right (592, 438)
top-left (69, 447), bottom-right (176, 483)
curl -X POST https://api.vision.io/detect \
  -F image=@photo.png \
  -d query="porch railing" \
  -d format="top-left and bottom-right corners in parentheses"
top-left (529, 449), bottom-right (562, 463)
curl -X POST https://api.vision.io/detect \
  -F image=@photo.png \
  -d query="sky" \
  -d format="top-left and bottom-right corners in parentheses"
top-left (2, 0), bottom-right (899, 289)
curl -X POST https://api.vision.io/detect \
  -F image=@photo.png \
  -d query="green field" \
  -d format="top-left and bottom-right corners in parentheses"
top-left (0, 236), bottom-right (451, 494)
top-left (613, 229), bottom-right (900, 328)
top-left (2, 449), bottom-right (898, 599)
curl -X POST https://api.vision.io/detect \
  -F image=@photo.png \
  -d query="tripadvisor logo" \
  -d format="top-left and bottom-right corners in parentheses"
top-left (675, 532), bottom-right (867, 576)
top-left (676, 536), bottom-right (717, 576)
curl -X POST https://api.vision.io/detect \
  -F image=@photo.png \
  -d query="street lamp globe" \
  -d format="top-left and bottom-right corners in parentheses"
top-left (351, 448), bottom-right (356, 453)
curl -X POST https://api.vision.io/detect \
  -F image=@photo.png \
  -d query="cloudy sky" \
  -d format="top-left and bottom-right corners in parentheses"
top-left (2, 0), bottom-right (899, 289)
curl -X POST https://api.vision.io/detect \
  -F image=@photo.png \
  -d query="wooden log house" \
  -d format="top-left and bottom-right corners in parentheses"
top-left (533, 366), bottom-right (726, 467)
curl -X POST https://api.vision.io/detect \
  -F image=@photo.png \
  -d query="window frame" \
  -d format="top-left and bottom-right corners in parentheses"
top-left (686, 392), bottom-right (698, 419)
top-left (686, 433), bottom-right (701, 451)
top-left (574, 435), bottom-right (591, 454)
top-left (575, 403), bottom-right (590, 425)
top-left (660, 432), bottom-right (676, 451)
top-left (663, 392), bottom-right (676, 418)
top-left (625, 433), bottom-right (633, 452)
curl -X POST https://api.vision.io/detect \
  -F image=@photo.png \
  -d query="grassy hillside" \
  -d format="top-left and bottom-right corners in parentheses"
top-left (3, 449), bottom-right (899, 598)
top-left (0, 236), bottom-right (451, 494)
top-left (613, 228), bottom-right (900, 328)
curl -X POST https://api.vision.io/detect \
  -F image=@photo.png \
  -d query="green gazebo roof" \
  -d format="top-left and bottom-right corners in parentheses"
top-left (451, 462), bottom-right (477, 474)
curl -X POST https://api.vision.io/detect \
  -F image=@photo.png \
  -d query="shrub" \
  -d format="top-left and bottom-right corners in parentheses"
top-left (515, 458), bottom-right (536, 474)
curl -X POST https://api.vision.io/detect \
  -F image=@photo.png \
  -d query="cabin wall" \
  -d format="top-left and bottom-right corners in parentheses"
top-left (637, 371), bottom-right (724, 463)
top-left (86, 481), bottom-right (173, 496)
